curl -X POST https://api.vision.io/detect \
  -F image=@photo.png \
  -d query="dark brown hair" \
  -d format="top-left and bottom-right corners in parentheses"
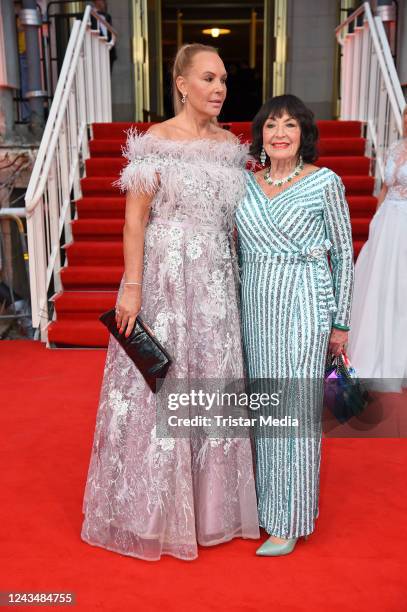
top-left (250, 94), bottom-right (319, 164)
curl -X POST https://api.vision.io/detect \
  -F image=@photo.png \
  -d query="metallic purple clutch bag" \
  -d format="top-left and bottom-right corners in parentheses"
top-left (99, 309), bottom-right (172, 393)
top-left (324, 352), bottom-right (371, 423)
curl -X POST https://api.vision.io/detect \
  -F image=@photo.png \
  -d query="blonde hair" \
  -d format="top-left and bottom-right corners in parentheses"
top-left (172, 43), bottom-right (219, 115)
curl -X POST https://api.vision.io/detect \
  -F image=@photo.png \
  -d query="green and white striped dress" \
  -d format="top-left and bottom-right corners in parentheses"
top-left (236, 167), bottom-right (354, 538)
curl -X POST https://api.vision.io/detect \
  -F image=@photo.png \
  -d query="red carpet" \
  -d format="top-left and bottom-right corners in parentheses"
top-left (1, 340), bottom-right (406, 611)
top-left (48, 120), bottom-right (375, 346)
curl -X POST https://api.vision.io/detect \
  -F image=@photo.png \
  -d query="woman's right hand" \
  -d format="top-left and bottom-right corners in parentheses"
top-left (115, 286), bottom-right (141, 337)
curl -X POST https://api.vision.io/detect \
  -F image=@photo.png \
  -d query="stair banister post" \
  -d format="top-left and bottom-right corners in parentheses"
top-left (84, 27), bottom-right (95, 125)
top-left (91, 30), bottom-right (102, 122)
top-left (339, 36), bottom-right (347, 120)
top-left (358, 21), bottom-right (370, 122)
top-left (58, 118), bottom-right (73, 246)
top-left (48, 159), bottom-right (63, 296)
top-left (106, 41), bottom-right (112, 122)
top-left (365, 7), bottom-right (403, 136)
top-left (344, 35), bottom-right (353, 119)
top-left (351, 27), bottom-right (362, 119)
top-left (27, 204), bottom-right (48, 334)
top-left (374, 17), bottom-right (405, 118)
top-left (367, 46), bottom-right (378, 141)
top-left (100, 38), bottom-right (107, 121)
top-left (67, 84), bottom-right (81, 203)
top-left (77, 47), bottom-right (89, 161)
top-left (99, 37), bottom-right (108, 122)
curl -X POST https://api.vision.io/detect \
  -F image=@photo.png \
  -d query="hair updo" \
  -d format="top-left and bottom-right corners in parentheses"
top-left (172, 43), bottom-right (219, 115)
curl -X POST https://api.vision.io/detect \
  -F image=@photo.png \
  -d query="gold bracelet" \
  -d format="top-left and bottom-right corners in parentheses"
top-left (124, 281), bottom-right (142, 286)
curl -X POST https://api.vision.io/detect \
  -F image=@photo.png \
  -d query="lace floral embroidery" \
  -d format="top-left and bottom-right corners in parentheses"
top-left (152, 311), bottom-right (177, 345)
top-left (186, 234), bottom-right (205, 260)
top-left (384, 139), bottom-right (407, 201)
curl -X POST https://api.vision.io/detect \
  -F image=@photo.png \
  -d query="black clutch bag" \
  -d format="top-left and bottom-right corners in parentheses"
top-left (99, 309), bottom-right (172, 393)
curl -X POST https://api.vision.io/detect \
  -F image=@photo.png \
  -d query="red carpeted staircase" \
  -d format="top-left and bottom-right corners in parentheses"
top-left (48, 120), bottom-right (375, 347)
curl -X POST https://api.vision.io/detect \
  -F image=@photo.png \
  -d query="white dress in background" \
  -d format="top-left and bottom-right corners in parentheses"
top-left (348, 138), bottom-right (407, 391)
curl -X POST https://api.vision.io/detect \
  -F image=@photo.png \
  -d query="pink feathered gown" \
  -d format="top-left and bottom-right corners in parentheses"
top-left (80, 131), bottom-right (260, 561)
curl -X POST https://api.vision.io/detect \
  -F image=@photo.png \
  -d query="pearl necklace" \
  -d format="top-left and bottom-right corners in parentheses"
top-left (264, 157), bottom-right (304, 187)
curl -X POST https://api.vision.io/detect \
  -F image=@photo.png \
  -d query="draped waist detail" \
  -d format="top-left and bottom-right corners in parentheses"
top-left (240, 239), bottom-right (337, 332)
top-left (240, 240), bottom-right (332, 264)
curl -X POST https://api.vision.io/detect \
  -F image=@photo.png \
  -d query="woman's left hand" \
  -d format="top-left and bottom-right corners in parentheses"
top-left (329, 328), bottom-right (348, 357)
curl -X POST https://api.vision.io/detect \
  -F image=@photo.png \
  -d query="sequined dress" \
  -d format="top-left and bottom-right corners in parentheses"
top-left (236, 168), bottom-right (354, 538)
top-left (80, 132), bottom-right (260, 561)
top-left (349, 138), bottom-right (407, 390)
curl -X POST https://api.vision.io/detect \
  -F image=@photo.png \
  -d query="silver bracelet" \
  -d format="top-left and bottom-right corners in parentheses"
top-left (124, 281), bottom-right (142, 286)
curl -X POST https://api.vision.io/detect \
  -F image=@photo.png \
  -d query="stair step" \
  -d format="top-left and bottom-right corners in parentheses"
top-left (75, 195), bottom-right (377, 222)
top-left (90, 139), bottom-right (125, 157)
top-left (52, 290), bottom-right (116, 319)
top-left (316, 156), bottom-right (370, 175)
top-left (71, 218), bottom-right (124, 240)
top-left (81, 177), bottom-right (120, 196)
top-left (65, 240), bottom-right (123, 264)
top-left (48, 319), bottom-right (109, 347)
top-left (53, 290), bottom-right (117, 311)
top-left (91, 120), bottom-right (363, 140)
top-left (86, 155), bottom-right (371, 178)
top-left (347, 195), bottom-right (377, 216)
top-left (49, 120), bottom-right (371, 348)
top-left (350, 217), bottom-right (371, 240)
top-left (317, 120), bottom-right (362, 138)
top-left (341, 176), bottom-right (375, 195)
top-left (75, 197), bottom-right (125, 218)
top-left (353, 240), bottom-right (365, 260)
top-left (82, 175), bottom-right (375, 197)
top-left (86, 158), bottom-right (125, 177)
top-left (92, 122), bottom-right (153, 139)
top-left (317, 138), bottom-right (365, 156)
top-left (60, 265), bottom-right (123, 289)
top-left (89, 136), bottom-right (367, 158)
top-left (91, 121), bottom-right (254, 142)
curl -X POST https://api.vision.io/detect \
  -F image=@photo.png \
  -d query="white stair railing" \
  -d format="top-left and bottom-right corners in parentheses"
top-left (336, 1), bottom-right (405, 191)
top-left (25, 5), bottom-right (116, 342)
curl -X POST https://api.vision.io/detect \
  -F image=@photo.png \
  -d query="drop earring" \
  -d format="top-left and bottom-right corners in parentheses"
top-left (260, 146), bottom-right (267, 166)
top-left (181, 92), bottom-right (187, 104)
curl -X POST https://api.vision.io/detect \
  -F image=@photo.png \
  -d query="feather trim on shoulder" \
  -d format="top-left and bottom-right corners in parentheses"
top-left (112, 127), bottom-right (250, 196)
top-left (113, 128), bottom-right (163, 196)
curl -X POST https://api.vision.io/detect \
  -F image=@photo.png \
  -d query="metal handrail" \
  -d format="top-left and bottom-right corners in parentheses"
top-left (25, 3), bottom-right (115, 340)
top-left (25, 19), bottom-right (82, 213)
top-left (335, 4), bottom-right (365, 40)
top-left (26, 5), bottom-right (116, 212)
top-left (374, 16), bottom-right (405, 118)
top-left (335, 1), bottom-right (405, 189)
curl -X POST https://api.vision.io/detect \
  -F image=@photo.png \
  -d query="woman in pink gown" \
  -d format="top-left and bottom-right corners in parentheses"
top-left (80, 43), bottom-right (260, 561)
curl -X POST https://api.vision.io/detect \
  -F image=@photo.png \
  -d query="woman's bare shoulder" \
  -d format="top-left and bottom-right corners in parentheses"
top-left (146, 120), bottom-right (179, 139)
top-left (219, 128), bottom-right (240, 144)
top-left (147, 120), bottom-right (241, 144)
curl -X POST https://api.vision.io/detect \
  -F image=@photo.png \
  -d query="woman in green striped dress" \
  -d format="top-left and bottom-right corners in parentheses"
top-left (236, 95), bottom-right (354, 556)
